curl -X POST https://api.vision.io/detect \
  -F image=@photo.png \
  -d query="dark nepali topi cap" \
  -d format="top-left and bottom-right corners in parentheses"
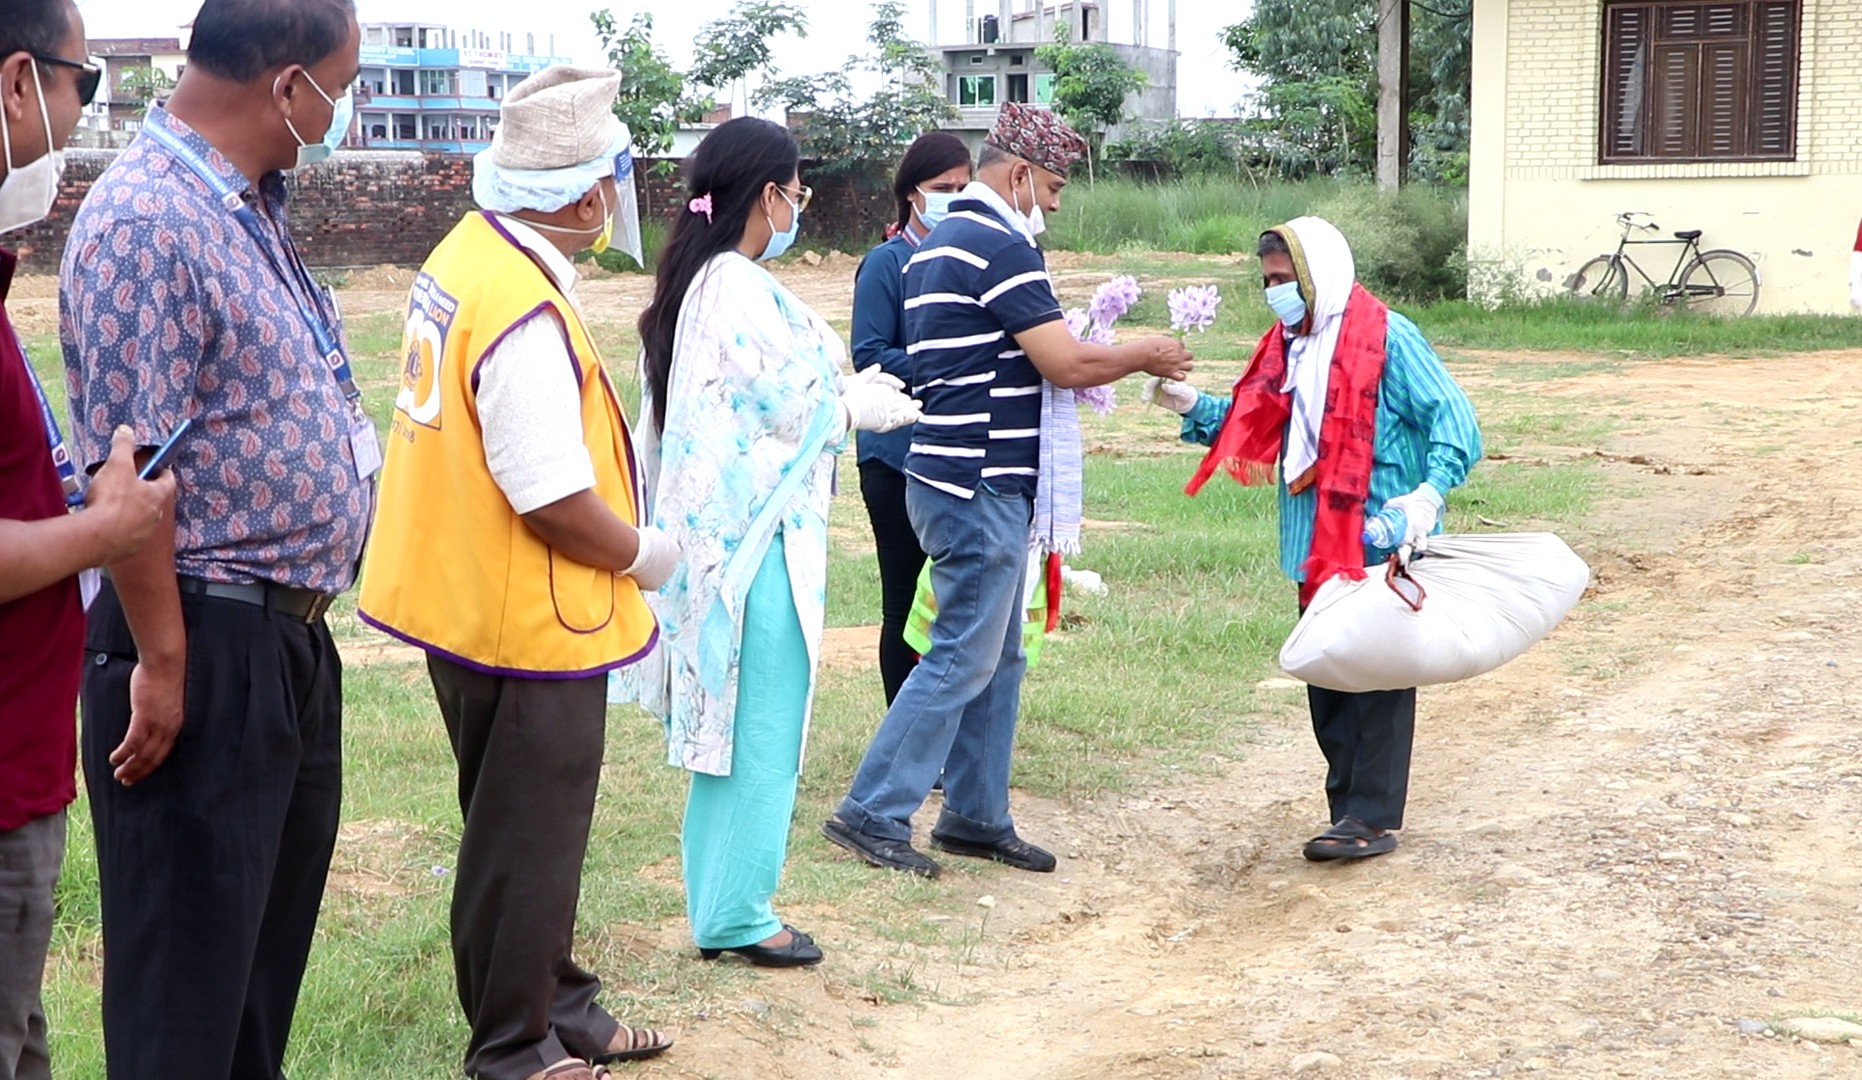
top-left (984, 101), bottom-right (1089, 175)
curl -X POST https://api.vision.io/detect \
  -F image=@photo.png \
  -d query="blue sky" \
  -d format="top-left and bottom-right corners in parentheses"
top-left (75, 0), bottom-right (1256, 118)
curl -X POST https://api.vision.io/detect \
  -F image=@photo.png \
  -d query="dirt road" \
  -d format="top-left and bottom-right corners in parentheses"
top-left (646, 349), bottom-right (1862, 1079)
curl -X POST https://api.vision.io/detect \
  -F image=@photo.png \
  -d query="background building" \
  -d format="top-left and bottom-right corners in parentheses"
top-left (1468, 0), bottom-right (1861, 313)
top-left (351, 22), bottom-right (572, 154)
top-left (77, 37), bottom-right (187, 144)
top-left (931, 0), bottom-right (1178, 152)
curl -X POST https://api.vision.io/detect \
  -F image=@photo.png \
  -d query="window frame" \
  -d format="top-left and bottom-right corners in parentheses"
top-left (1598, 0), bottom-right (1802, 165)
top-left (958, 74), bottom-right (997, 107)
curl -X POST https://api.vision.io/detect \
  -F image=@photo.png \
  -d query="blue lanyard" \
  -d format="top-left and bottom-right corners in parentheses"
top-left (144, 122), bottom-right (360, 404)
top-left (12, 327), bottom-right (84, 509)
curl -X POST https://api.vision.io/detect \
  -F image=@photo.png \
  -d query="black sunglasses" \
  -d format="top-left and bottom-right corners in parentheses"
top-left (32, 54), bottom-right (103, 107)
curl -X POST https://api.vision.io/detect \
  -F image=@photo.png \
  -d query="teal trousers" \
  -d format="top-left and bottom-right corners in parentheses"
top-left (682, 533), bottom-right (809, 950)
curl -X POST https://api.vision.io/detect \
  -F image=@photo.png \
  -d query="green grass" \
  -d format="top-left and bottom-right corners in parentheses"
top-left (26, 286), bottom-right (1612, 1076)
top-left (1042, 175), bottom-right (1331, 256)
top-left (1036, 249), bottom-right (1861, 360)
top-left (1420, 296), bottom-right (1862, 358)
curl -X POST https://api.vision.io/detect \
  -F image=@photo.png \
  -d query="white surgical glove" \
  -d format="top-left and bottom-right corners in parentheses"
top-left (1141, 376), bottom-right (1200, 416)
top-left (840, 373), bottom-right (922, 434)
top-left (1382, 482), bottom-right (1445, 550)
top-left (621, 524), bottom-right (682, 591)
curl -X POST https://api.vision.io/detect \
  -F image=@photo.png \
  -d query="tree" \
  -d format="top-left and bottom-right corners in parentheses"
top-left (590, 10), bottom-right (688, 159)
top-left (1221, 0), bottom-right (1469, 181)
top-left (689, 1), bottom-right (809, 119)
top-left (756, 1), bottom-right (955, 175)
top-left (1034, 31), bottom-right (1146, 183)
top-left (118, 65), bottom-right (175, 111)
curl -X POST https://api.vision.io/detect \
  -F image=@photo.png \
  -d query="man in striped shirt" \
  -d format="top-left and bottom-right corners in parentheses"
top-left (1151, 216), bottom-right (1483, 863)
top-left (825, 103), bottom-right (1193, 878)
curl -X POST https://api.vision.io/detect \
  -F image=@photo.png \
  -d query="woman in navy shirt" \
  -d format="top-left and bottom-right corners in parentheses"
top-left (851, 132), bottom-right (972, 704)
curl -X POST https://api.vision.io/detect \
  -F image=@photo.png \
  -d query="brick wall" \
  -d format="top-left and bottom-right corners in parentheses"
top-left (633, 159), bottom-right (897, 250)
top-left (11, 151), bottom-right (896, 275)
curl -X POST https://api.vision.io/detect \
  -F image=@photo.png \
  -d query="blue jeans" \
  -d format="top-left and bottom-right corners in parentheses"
top-left (835, 478), bottom-right (1031, 845)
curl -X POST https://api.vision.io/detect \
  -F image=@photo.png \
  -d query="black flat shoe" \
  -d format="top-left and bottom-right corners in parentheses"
top-left (699, 924), bottom-right (823, 968)
top-left (930, 832), bottom-right (1057, 872)
top-left (821, 818), bottom-right (942, 877)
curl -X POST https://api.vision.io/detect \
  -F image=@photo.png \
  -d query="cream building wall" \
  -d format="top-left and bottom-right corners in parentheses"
top-left (1468, 0), bottom-right (1862, 314)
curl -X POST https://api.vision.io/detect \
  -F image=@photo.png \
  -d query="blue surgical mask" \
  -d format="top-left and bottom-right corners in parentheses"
top-left (282, 68), bottom-right (351, 170)
top-left (916, 187), bottom-right (959, 230)
top-left (759, 189), bottom-right (800, 261)
top-left (1266, 280), bottom-right (1308, 332)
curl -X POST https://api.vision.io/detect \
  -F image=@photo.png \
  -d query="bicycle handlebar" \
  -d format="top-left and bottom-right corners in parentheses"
top-left (1616, 210), bottom-right (1659, 231)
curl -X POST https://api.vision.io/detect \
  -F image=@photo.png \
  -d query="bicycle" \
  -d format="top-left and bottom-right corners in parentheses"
top-left (1564, 212), bottom-right (1761, 317)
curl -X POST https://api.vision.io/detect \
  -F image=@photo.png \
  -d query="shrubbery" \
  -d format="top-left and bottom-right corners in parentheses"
top-left (1043, 177), bottom-right (1469, 303)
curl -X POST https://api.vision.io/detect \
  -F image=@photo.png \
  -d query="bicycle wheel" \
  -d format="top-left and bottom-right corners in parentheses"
top-left (1679, 250), bottom-right (1760, 317)
top-left (1565, 255), bottom-right (1629, 303)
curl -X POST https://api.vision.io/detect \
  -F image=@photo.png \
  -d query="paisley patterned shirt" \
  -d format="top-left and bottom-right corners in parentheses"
top-left (60, 107), bottom-right (371, 592)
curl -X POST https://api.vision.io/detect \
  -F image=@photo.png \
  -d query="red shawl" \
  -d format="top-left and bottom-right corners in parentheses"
top-left (1186, 284), bottom-right (1390, 604)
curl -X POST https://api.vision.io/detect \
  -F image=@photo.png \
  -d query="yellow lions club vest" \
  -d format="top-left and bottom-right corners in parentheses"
top-left (358, 212), bottom-right (657, 677)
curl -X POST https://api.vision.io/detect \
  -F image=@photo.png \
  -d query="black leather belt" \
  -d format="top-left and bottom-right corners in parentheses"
top-left (177, 576), bottom-right (336, 624)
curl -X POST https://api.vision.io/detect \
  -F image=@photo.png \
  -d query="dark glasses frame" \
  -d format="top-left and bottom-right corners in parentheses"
top-left (32, 54), bottom-right (103, 108)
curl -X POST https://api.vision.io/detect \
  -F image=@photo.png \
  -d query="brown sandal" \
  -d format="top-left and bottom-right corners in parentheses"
top-left (592, 1024), bottom-right (674, 1064)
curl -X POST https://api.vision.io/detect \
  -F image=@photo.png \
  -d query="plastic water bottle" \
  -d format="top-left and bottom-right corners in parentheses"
top-left (1362, 507), bottom-right (1407, 549)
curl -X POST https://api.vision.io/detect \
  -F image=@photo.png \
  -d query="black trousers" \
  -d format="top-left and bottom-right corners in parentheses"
top-left (82, 581), bottom-right (342, 1080)
top-left (858, 458), bottom-right (928, 706)
top-left (426, 656), bottom-right (620, 1080)
top-left (1307, 685), bottom-right (1417, 831)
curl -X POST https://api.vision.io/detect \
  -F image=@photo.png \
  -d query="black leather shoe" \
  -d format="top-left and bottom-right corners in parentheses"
top-left (699, 924), bottom-right (823, 967)
top-left (821, 818), bottom-right (941, 877)
top-left (930, 832), bottom-right (1057, 872)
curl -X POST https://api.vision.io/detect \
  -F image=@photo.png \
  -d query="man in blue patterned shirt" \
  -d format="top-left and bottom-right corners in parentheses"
top-left (58, 0), bottom-right (365, 1074)
top-left (1150, 216), bottom-right (1483, 864)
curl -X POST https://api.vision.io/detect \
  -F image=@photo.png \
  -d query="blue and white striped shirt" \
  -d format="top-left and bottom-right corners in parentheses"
top-left (901, 193), bottom-right (1063, 499)
top-left (1181, 311), bottom-right (1484, 582)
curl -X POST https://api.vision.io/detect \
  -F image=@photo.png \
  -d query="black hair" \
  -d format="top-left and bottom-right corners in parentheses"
top-left (891, 131), bottom-right (971, 234)
top-left (1, 0), bottom-right (73, 65)
top-left (1256, 230), bottom-right (1290, 259)
top-left (187, 0), bottom-right (356, 83)
top-left (638, 116), bottom-right (800, 433)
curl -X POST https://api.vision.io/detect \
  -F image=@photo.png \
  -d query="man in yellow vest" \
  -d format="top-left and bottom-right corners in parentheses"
top-left (358, 67), bottom-right (677, 1080)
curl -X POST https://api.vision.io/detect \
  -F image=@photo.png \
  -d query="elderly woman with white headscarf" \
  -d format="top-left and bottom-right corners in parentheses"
top-left (360, 66), bottom-right (674, 1080)
top-left (1145, 216), bottom-right (1484, 863)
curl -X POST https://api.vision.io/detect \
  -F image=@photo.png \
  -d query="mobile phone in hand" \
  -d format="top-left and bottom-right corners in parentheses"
top-left (138, 419), bottom-right (193, 480)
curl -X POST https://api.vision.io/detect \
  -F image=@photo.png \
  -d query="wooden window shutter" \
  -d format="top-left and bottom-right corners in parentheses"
top-left (1749, 1), bottom-right (1799, 158)
top-left (1603, 4), bottom-right (1652, 160)
top-left (1700, 43), bottom-right (1749, 156)
top-left (1652, 44), bottom-right (1701, 158)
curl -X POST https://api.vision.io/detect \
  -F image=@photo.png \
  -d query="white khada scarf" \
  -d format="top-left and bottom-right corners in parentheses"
top-left (1276, 217), bottom-right (1359, 486)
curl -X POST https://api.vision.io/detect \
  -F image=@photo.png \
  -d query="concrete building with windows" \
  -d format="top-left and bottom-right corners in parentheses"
top-left (78, 37), bottom-right (187, 142)
top-left (931, 0), bottom-right (1178, 150)
top-left (351, 23), bottom-right (572, 154)
top-left (1468, 0), bottom-right (1861, 313)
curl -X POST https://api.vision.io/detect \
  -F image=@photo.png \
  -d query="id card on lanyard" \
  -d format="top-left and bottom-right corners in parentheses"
top-left (145, 123), bottom-right (381, 482)
top-left (12, 327), bottom-right (101, 607)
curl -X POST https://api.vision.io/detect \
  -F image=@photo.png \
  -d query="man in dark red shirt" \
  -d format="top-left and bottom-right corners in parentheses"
top-left (0, 2), bottom-right (170, 1077)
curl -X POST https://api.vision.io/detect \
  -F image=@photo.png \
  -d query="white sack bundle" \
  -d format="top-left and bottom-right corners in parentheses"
top-left (1280, 533), bottom-right (1591, 693)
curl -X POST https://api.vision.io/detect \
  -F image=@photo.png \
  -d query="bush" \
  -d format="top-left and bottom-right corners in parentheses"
top-left (1045, 177), bottom-right (1469, 303)
top-left (1304, 186), bottom-right (1467, 302)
